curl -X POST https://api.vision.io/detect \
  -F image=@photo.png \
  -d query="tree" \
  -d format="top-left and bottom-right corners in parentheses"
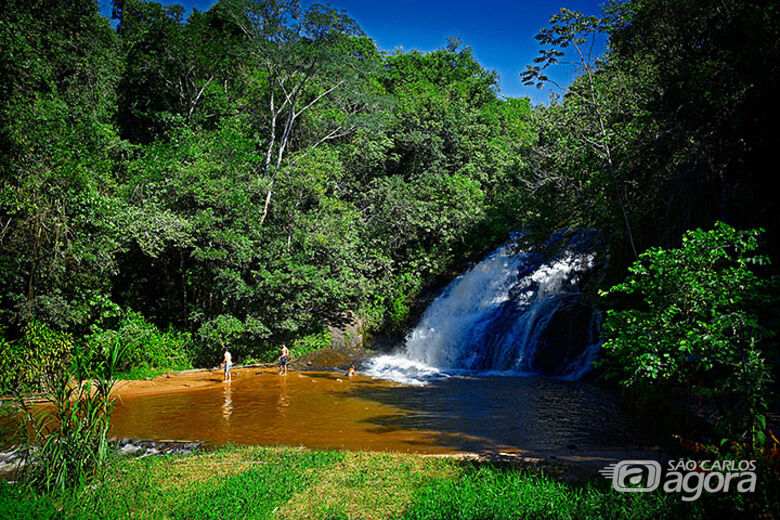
top-left (221, 0), bottom-right (382, 225)
top-left (599, 222), bottom-right (777, 454)
top-left (604, 0), bottom-right (780, 260)
top-left (113, 0), bottom-right (247, 142)
top-left (0, 0), bottom-right (124, 331)
top-left (522, 8), bottom-right (639, 259)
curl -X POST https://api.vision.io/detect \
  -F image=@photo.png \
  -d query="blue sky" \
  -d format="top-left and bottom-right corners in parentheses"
top-left (98, 0), bottom-right (608, 104)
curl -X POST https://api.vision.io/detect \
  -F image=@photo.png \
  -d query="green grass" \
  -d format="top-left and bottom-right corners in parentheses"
top-left (401, 464), bottom-right (692, 520)
top-left (0, 446), bottom-right (771, 520)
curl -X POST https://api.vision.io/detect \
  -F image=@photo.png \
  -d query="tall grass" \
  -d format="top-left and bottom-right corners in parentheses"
top-left (11, 335), bottom-right (124, 492)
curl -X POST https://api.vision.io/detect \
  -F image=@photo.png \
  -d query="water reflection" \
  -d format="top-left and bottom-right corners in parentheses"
top-left (276, 376), bottom-right (290, 413)
top-left (221, 383), bottom-right (233, 422)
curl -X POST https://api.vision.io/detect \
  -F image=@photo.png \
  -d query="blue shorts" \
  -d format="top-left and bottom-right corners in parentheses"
top-left (279, 356), bottom-right (288, 366)
top-left (224, 362), bottom-right (232, 374)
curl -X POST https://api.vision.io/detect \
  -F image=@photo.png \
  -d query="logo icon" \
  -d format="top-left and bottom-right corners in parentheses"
top-left (599, 460), bottom-right (661, 492)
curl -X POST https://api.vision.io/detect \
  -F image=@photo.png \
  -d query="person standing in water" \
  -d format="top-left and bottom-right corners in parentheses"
top-left (278, 343), bottom-right (289, 376)
top-left (222, 350), bottom-right (232, 382)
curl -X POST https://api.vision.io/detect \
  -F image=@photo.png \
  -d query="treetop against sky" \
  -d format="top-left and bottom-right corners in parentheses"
top-left (97, 0), bottom-right (607, 104)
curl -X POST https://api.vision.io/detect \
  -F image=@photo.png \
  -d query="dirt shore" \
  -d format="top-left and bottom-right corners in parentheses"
top-left (111, 365), bottom-right (281, 399)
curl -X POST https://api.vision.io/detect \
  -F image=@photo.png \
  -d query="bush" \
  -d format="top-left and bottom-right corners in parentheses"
top-left (84, 311), bottom-right (192, 374)
top-left (0, 321), bottom-right (73, 395)
top-left (10, 336), bottom-right (124, 492)
top-left (195, 314), bottom-right (272, 366)
top-left (599, 222), bottom-right (777, 455)
top-left (292, 329), bottom-right (334, 359)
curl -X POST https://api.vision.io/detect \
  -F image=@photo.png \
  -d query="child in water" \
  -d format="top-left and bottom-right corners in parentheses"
top-left (221, 350), bottom-right (232, 382)
top-left (346, 364), bottom-right (356, 377)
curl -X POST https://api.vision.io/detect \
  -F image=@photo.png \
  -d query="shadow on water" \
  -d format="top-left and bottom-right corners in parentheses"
top-left (341, 375), bottom-right (650, 456)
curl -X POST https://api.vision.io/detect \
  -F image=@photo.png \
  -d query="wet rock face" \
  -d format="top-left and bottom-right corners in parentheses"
top-left (530, 296), bottom-right (599, 376)
top-left (293, 344), bottom-right (368, 372)
top-left (327, 313), bottom-right (367, 349)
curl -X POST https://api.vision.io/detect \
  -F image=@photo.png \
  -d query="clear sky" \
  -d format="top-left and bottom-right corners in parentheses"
top-left (98, 0), bottom-right (608, 104)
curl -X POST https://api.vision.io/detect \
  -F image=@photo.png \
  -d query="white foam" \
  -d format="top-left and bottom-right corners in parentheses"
top-left (364, 354), bottom-right (442, 386)
top-left (366, 239), bottom-right (599, 386)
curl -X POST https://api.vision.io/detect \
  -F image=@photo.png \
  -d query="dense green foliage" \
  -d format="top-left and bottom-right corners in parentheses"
top-left (0, 322), bottom-right (73, 395)
top-left (520, 1), bottom-right (779, 269)
top-left (84, 311), bottom-right (192, 373)
top-left (518, 0), bottom-right (779, 456)
top-left (0, 0), bottom-right (778, 494)
top-left (0, 0), bottom-right (532, 368)
top-left (3, 0), bottom-right (775, 366)
top-left (600, 223), bottom-right (777, 454)
top-left (1, 446), bottom-right (771, 519)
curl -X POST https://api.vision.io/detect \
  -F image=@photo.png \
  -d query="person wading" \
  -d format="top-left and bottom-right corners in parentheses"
top-left (278, 343), bottom-right (289, 376)
top-left (221, 350), bottom-right (232, 383)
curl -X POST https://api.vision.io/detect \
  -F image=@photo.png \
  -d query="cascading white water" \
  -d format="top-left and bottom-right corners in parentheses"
top-left (366, 237), bottom-right (601, 385)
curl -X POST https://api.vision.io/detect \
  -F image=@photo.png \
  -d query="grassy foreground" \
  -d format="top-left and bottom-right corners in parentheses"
top-left (0, 446), bottom-right (766, 520)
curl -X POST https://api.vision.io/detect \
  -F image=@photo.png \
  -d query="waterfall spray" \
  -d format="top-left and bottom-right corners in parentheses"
top-left (366, 236), bottom-right (601, 385)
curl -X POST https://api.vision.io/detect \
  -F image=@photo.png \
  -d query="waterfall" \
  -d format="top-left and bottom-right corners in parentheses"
top-left (366, 235), bottom-right (601, 385)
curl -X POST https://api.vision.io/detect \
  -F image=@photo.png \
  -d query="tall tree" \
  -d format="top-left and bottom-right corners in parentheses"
top-left (221, 0), bottom-right (381, 225)
top-left (605, 0), bottom-right (780, 258)
top-left (522, 8), bottom-right (639, 259)
top-left (114, 0), bottom-right (247, 142)
top-left (0, 0), bottom-right (123, 331)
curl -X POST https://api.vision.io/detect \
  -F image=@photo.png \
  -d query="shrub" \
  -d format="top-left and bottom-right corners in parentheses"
top-left (11, 336), bottom-right (124, 492)
top-left (84, 311), bottom-right (192, 373)
top-left (599, 222), bottom-right (777, 455)
top-left (292, 329), bottom-right (334, 359)
top-left (0, 321), bottom-right (73, 395)
top-left (195, 314), bottom-right (271, 366)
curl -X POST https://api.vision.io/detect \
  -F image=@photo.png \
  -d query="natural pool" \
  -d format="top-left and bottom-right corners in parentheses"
top-left (109, 368), bottom-right (657, 466)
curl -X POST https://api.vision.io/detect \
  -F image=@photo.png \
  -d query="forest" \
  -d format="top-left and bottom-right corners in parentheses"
top-left (1, 0), bottom-right (539, 372)
top-left (1, 0), bottom-right (779, 511)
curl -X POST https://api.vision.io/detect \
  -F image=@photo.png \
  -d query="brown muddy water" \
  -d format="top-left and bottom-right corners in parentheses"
top-left (108, 368), bottom-right (654, 463)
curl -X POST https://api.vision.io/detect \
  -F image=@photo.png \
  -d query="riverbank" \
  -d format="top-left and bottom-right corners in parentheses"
top-left (0, 445), bottom-right (738, 520)
top-left (112, 365), bottom-right (262, 399)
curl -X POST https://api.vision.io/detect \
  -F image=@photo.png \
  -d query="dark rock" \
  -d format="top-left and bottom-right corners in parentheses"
top-left (327, 313), bottom-right (367, 349)
top-left (530, 295), bottom-right (598, 375)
